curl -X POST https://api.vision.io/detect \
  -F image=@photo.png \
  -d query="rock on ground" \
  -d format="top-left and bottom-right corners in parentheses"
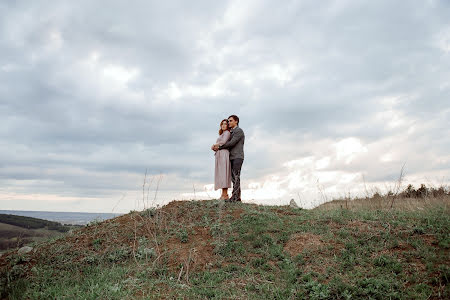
top-left (18, 246), bottom-right (33, 255)
top-left (289, 199), bottom-right (299, 208)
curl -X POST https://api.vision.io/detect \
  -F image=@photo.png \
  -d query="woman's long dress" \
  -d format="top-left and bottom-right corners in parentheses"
top-left (215, 131), bottom-right (232, 190)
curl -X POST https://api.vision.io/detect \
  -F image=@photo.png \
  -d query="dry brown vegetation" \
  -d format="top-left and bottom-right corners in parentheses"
top-left (316, 184), bottom-right (450, 212)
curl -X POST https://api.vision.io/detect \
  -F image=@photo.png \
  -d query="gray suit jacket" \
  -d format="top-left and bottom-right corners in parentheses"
top-left (219, 126), bottom-right (245, 160)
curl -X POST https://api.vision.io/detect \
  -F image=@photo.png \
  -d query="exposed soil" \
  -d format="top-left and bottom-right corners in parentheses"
top-left (273, 208), bottom-right (302, 216)
top-left (225, 207), bottom-right (244, 220)
top-left (421, 234), bottom-right (438, 247)
top-left (164, 225), bottom-right (215, 272)
top-left (284, 233), bottom-right (325, 256)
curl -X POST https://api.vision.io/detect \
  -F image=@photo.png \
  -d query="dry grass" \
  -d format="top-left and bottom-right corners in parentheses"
top-left (316, 194), bottom-right (450, 212)
top-left (315, 178), bottom-right (449, 212)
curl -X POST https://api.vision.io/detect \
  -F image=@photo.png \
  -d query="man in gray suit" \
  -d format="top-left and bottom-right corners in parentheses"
top-left (213, 115), bottom-right (245, 202)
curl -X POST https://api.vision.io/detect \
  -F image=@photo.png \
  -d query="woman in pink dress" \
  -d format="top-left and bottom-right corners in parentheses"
top-left (212, 119), bottom-right (232, 200)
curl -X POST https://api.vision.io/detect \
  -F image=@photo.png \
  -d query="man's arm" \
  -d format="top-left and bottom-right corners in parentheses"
top-left (218, 129), bottom-right (243, 150)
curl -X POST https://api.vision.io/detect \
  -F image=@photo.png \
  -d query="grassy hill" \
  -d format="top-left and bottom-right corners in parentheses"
top-left (0, 196), bottom-right (448, 299)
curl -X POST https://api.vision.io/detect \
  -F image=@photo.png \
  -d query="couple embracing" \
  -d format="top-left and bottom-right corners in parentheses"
top-left (211, 115), bottom-right (245, 202)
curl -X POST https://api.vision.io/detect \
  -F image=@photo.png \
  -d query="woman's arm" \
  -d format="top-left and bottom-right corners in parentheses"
top-left (219, 129), bottom-right (242, 150)
top-left (215, 131), bottom-right (231, 147)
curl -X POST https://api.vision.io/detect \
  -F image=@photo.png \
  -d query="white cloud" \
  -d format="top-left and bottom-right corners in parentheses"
top-left (434, 27), bottom-right (450, 53)
top-left (334, 138), bottom-right (368, 164)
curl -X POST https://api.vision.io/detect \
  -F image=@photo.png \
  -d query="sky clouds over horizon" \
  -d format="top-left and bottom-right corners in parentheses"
top-left (1, 0), bottom-right (449, 213)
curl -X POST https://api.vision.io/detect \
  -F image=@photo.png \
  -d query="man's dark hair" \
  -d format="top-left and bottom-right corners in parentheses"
top-left (228, 115), bottom-right (239, 125)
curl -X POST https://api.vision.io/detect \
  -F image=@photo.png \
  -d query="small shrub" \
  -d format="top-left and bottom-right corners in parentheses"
top-left (177, 229), bottom-right (188, 243)
top-left (294, 254), bottom-right (305, 265)
top-left (106, 247), bottom-right (130, 263)
top-left (82, 255), bottom-right (99, 264)
top-left (92, 238), bottom-right (103, 250)
top-left (373, 255), bottom-right (403, 274)
top-left (250, 257), bottom-right (267, 268)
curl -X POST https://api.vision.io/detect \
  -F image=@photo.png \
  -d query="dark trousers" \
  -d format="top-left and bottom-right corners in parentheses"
top-left (230, 158), bottom-right (243, 201)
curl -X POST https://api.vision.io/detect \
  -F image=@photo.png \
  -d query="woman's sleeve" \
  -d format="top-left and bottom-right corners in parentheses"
top-left (219, 129), bottom-right (242, 150)
top-left (217, 131), bottom-right (230, 146)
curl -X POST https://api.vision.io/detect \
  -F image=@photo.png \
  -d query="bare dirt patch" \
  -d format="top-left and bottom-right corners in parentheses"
top-left (284, 233), bottom-right (324, 256)
top-left (421, 234), bottom-right (438, 247)
top-left (273, 208), bottom-right (301, 216)
top-left (370, 241), bottom-right (415, 259)
top-left (164, 225), bottom-right (215, 272)
top-left (225, 207), bottom-right (244, 220)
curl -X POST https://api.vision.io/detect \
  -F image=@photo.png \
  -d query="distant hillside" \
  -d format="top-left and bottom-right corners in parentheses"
top-left (0, 210), bottom-right (124, 225)
top-left (0, 213), bottom-right (70, 232)
top-left (0, 198), bottom-right (448, 299)
top-left (0, 214), bottom-right (82, 253)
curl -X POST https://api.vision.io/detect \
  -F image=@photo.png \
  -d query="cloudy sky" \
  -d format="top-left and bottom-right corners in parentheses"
top-left (1, 0), bottom-right (449, 213)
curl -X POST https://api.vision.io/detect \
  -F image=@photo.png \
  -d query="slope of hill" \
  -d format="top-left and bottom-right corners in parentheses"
top-left (1, 198), bottom-right (449, 299)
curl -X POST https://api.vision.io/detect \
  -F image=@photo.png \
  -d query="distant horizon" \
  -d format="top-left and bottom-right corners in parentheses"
top-left (0, 209), bottom-right (125, 225)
